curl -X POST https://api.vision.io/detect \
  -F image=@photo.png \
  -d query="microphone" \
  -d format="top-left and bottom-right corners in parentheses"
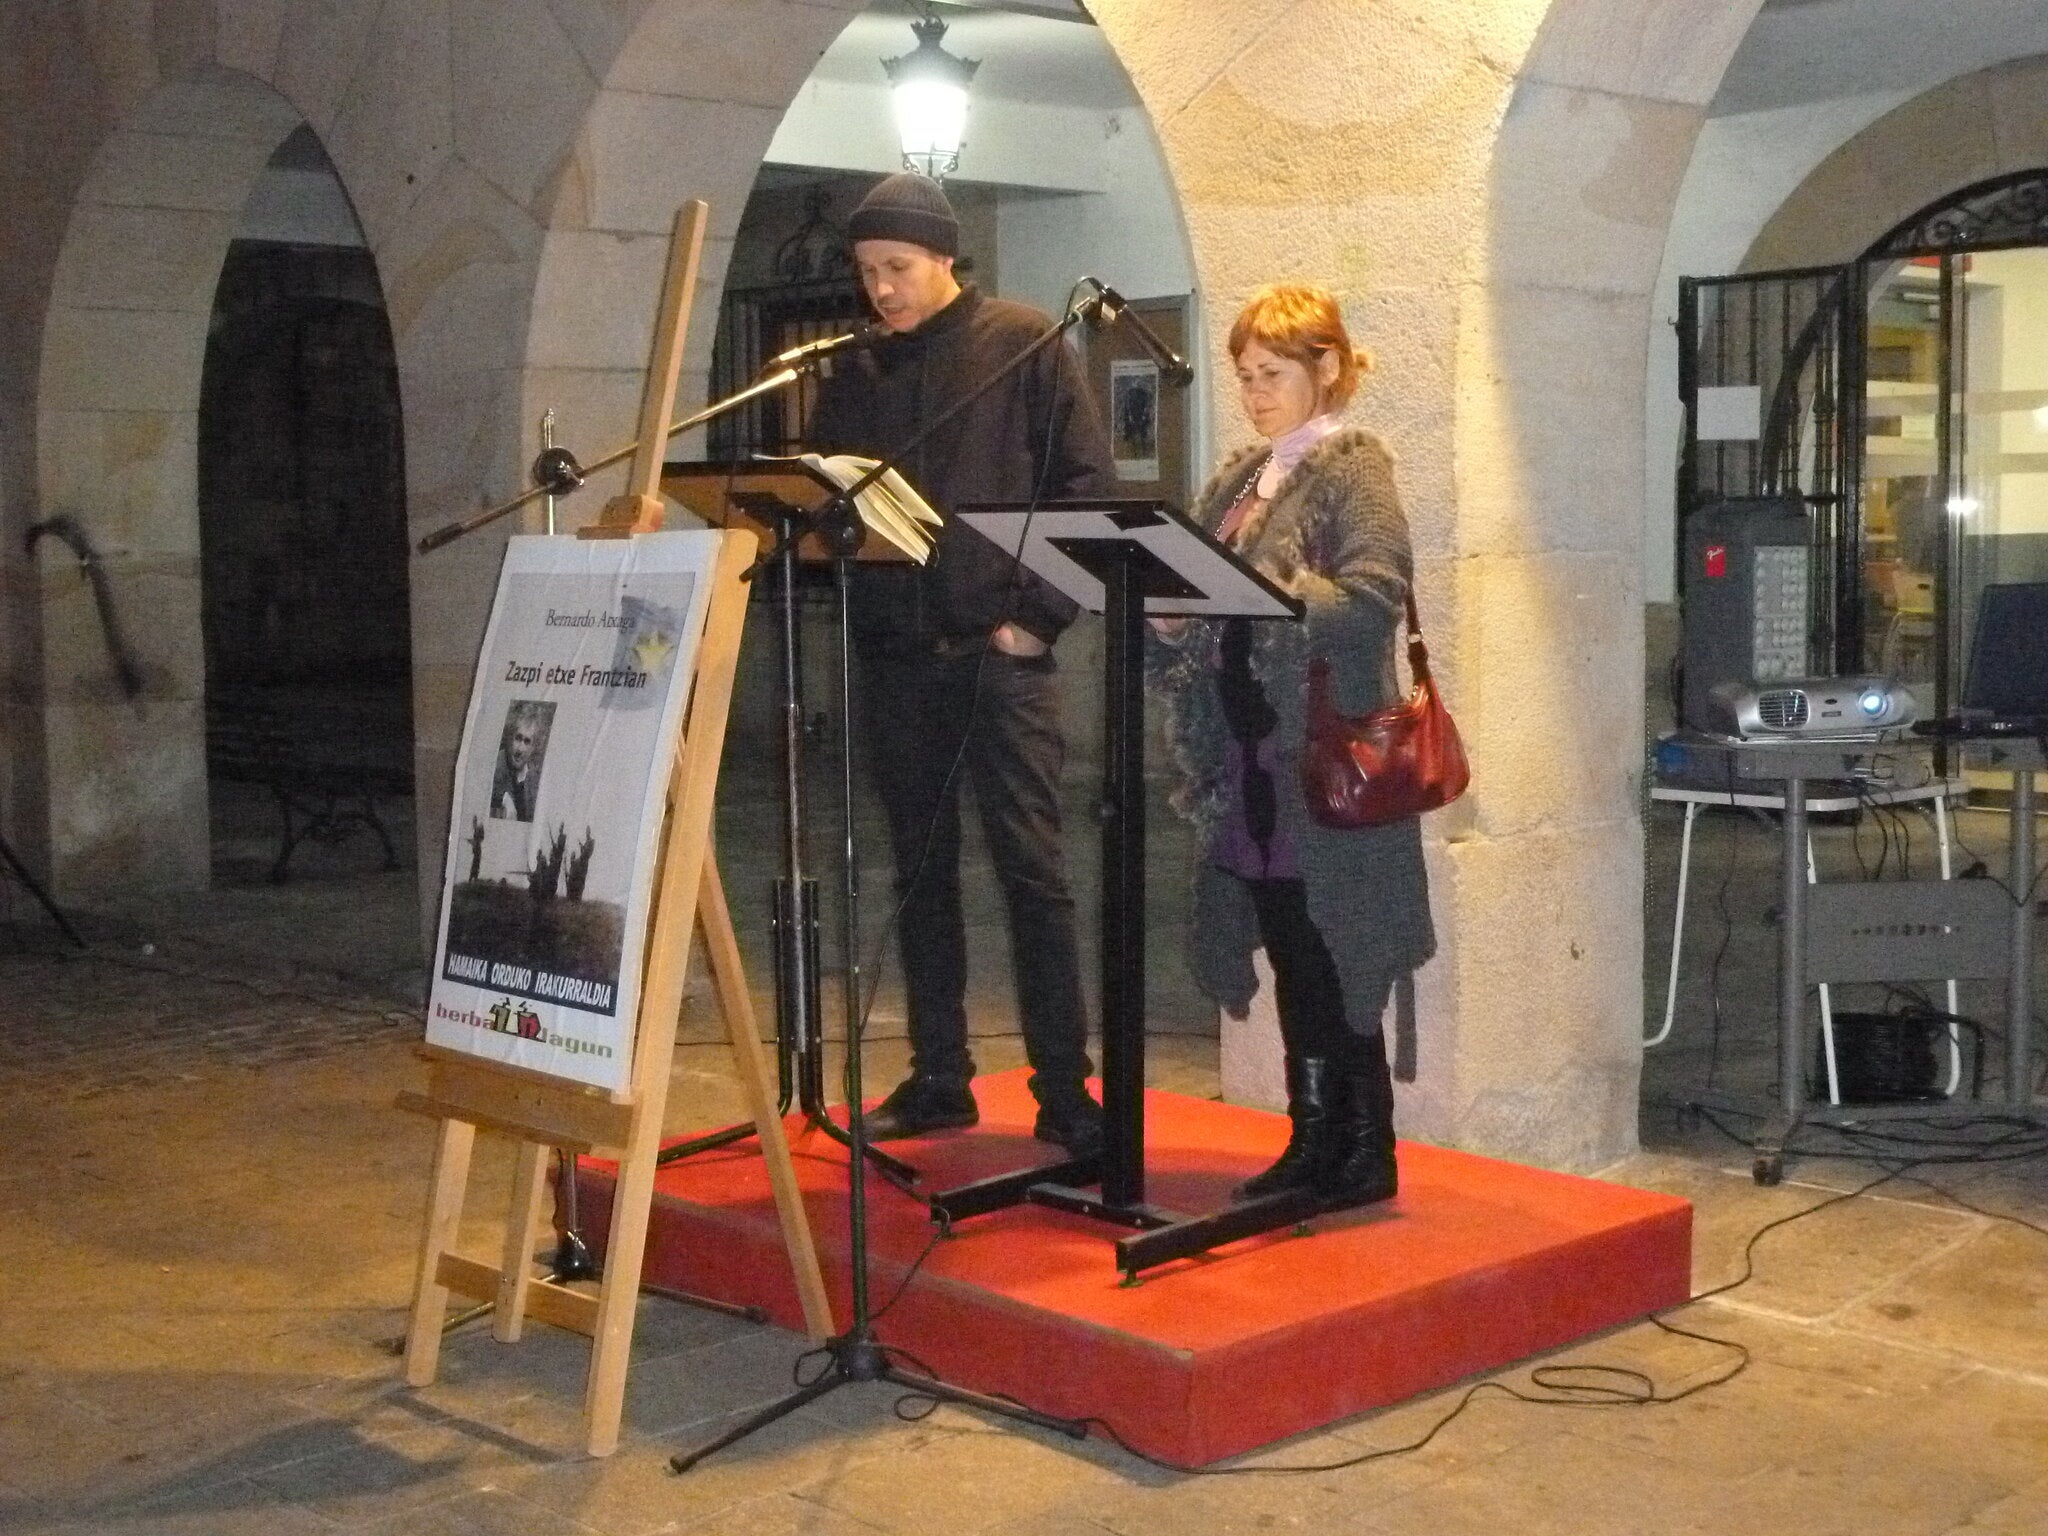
top-left (768, 325), bottom-right (884, 366)
top-left (1083, 280), bottom-right (1194, 388)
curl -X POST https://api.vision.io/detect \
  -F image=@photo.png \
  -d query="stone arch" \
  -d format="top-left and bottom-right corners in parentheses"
top-left (1746, 54), bottom-right (2048, 271)
top-left (32, 64), bottom-right (344, 896)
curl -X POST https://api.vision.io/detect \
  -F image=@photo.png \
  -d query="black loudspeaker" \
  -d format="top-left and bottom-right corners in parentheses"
top-left (1814, 1012), bottom-right (1944, 1104)
top-left (1680, 498), bottom-right (1812, 733)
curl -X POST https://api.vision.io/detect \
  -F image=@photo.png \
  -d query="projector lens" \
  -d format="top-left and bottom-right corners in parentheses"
top-left (1859, 690), bottom-right (1885, 716)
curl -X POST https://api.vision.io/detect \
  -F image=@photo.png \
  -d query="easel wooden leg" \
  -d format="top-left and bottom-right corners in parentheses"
top-left (583, 1108), bottom-right (659, 1457)
top-left (404, 1117), bottom-right (476, 1387)
top-left (494, 1140), bottom-right (551, 1343)
top-left (700, 858), bottom-right (835, 1340)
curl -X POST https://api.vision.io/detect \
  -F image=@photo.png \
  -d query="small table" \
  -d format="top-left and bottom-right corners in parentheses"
top-left (1650, 768), bottom-right (1968, 1105)
top-left (1656, 737), bottom-right (2039, 1185)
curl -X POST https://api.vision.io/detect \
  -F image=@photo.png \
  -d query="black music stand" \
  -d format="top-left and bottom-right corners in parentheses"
top-left (934, 498), bottom-right (1308, 1281)
top-left (653, 460), bottom-right (918, 1194)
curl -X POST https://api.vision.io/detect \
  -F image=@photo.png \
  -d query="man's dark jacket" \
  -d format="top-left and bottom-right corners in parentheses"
top-left (809, 284), bottom-right (1113, 649)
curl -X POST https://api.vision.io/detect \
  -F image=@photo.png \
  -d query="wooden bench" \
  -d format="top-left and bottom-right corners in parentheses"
top-left (206, 691), bottom-right (412, 883)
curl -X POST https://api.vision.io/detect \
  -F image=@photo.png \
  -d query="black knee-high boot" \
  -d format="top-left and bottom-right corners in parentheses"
top-left (1319, 1031), bottom-right (1398, 1206)
top-left (1234, 1053), bottom-right (1342, 1201)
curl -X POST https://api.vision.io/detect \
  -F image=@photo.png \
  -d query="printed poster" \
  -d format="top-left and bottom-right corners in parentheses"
top-left (1110, 356), bottom-right (1161, 483)
top-left (424, 532), bottom-right (720, 1093)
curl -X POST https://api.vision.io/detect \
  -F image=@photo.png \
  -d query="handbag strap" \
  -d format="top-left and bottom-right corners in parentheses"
top-left (1401, 586), bottom-right (1434, 686)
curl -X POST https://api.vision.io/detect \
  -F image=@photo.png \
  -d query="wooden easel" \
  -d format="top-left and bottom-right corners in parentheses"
top-left (399, 201), bottom-right (832, 1458)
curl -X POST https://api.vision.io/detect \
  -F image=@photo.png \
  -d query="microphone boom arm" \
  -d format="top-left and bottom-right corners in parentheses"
top-left (415, 361), bottom-right (809, 554)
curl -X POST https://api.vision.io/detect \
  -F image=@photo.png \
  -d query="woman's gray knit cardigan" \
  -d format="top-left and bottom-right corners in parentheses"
top-left (1151, 427), bottom-right (1436, 1042)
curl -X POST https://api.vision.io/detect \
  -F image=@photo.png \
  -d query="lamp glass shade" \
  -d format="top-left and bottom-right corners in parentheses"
top-left (891, 77), bottom-right (969, 179)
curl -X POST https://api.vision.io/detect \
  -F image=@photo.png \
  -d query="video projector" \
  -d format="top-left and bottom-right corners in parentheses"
top-left (1703, 676), bottom-right (1917, 741)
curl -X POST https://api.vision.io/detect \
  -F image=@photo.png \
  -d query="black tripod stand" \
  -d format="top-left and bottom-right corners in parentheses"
top-left (670, 498), bottom-right (1086, 1474)
top-left (652, 479), bottom-right (916, 1194)
top-left (0, 832), bottom-right (84, 948)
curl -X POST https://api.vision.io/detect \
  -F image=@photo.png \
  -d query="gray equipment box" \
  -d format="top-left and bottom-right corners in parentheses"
top-left (1681, 498), bottom-right (1811, 734)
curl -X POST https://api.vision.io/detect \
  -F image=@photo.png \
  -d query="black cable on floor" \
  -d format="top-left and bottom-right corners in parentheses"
top-left (1043, 1131), bottom-right (2048, 1479)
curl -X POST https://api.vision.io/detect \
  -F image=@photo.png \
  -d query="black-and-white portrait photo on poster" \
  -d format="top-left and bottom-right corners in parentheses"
top-left (1111, 357), bottom-right (1160, 483)
top-left (489, 700), bottom-right (554, 822)
top-left (425, 533), bottom-right (719, 1094)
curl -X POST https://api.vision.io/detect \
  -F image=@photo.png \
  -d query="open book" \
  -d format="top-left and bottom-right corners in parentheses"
top-left (762, 453), bottom-right (942, 564)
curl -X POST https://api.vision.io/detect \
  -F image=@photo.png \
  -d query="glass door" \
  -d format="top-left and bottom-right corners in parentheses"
top-left (1854, 244), bottom-right (2048, 722)
top-left (1854, 257), bottom-right (1944, 703)
top-left (1954, 246), bottom-right (2048, 692)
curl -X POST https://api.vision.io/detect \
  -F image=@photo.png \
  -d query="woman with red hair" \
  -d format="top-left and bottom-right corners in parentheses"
top-left (1153, 283), bottom-right (1435, 1208)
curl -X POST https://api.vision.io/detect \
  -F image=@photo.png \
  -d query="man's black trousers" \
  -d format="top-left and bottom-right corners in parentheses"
top-left (856, 643), bottom-right (1092, 1106)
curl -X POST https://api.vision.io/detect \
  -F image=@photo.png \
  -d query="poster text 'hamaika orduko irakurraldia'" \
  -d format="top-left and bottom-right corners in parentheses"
top-left (425, 533), bottom-right (719, 1094)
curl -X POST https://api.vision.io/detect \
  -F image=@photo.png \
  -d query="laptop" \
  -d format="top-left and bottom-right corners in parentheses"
top-left (1911, 581), bottom-right (2048, 739)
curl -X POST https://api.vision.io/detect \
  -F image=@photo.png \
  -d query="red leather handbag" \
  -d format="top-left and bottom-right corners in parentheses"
top-left (1302, 591), bottom-right (1469, 828)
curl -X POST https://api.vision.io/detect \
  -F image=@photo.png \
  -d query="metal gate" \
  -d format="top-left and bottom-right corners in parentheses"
top-left (1677, 264), bottom-right (1859, 673)
top-left (1677, 169), bottom-right (2048, 712)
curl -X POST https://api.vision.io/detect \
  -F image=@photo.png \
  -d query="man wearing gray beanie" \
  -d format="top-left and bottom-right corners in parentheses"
top-left (811, 172), bottom-right (1112, 1156)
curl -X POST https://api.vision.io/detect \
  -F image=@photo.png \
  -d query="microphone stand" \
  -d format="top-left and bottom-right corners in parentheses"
top-left (670, 290), bottom-right (1116, 1477)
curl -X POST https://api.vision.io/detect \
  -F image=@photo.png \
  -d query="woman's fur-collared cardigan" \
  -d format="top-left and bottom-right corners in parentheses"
top-left (1151, 428), bottom-right (1436, 1038)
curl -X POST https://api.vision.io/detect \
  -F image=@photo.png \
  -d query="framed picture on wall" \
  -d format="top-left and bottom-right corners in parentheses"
top-left (1087, 294), bottom-right (1191, 504)
top-left (1110, 358), bottom-right (1161, 482)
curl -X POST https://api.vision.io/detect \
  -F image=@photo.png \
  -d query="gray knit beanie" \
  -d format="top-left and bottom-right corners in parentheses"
top-left (847, 172), bottom-right (959, 258)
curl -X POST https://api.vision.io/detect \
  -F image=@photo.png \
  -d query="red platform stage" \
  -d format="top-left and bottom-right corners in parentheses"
top-left (575, 1069), bottom-right (1691, 1466)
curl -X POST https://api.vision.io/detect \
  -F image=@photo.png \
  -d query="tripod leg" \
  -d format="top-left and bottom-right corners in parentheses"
top-left (0, 832), bottom-right (84, 948)
top-left (549, 1146), bottom-right (599, 1281)
top-left (669, 1368), bottom-right (841, 1474)
top-left (805, 1111), bottom-right (920, 1194)
top-left (881, 1362), bottom-right (1088, 1442)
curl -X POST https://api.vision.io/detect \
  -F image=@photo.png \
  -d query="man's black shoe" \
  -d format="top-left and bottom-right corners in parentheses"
top-left (859, 1074), bottom-right (979, 1141)
top-left (1033, 1093), bottom-right (1104, 1160)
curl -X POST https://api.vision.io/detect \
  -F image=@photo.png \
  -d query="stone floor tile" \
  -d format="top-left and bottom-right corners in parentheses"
top-left (0, 1479), bottom-right (56, 1534)
top-left (1078, 1452), bottom-right (1412, 1536)
top-left (1309, 1368), bottom-right (1583, 1486)
top-left (422, 1318), bottom-right (596, 1402)
top-left (1714, 1448), bottom-right (2017, 1536)
top-left (1555, 1353), bottom-right (1969, 1482)
top-left (61, 1479), bottom-right (341, 1536)
top-left (795, 1422), bottom-right (1126, 1536)
top-left (37, 1365), bottom-right (321, 1438)
top-left (243, 1418), bottom-right (563, 1528)
top-left (283, 1374), bottom-right (454, 1442)
top-left (1835, 1223), bottom-right (2048, 1376)
top-left (1653, 1163), bottom-right (1984, 1313)
top-left (1669, 1302), bottom-right (1978, 1397)
top-left (1836, 1365), bottom-right (2048, 1495)
top-left (510, 1407), bottom-right (924, 1536)
top-left (620, 1327), bottom-right (825, 1438)
top-left (626, 1294), bottom-right (764, 1361)
top-left (351, 1482), bottom-right (607, 1535)
top-left (1935, 1489), bottom-right (2048, 1534)
top-left (673, 1490), bottom-right (900, 1536)
top-left (978, 1514), bottom-right (1126, 1536)
top-left (1362, 1426), bottom-right (1746, 1536)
